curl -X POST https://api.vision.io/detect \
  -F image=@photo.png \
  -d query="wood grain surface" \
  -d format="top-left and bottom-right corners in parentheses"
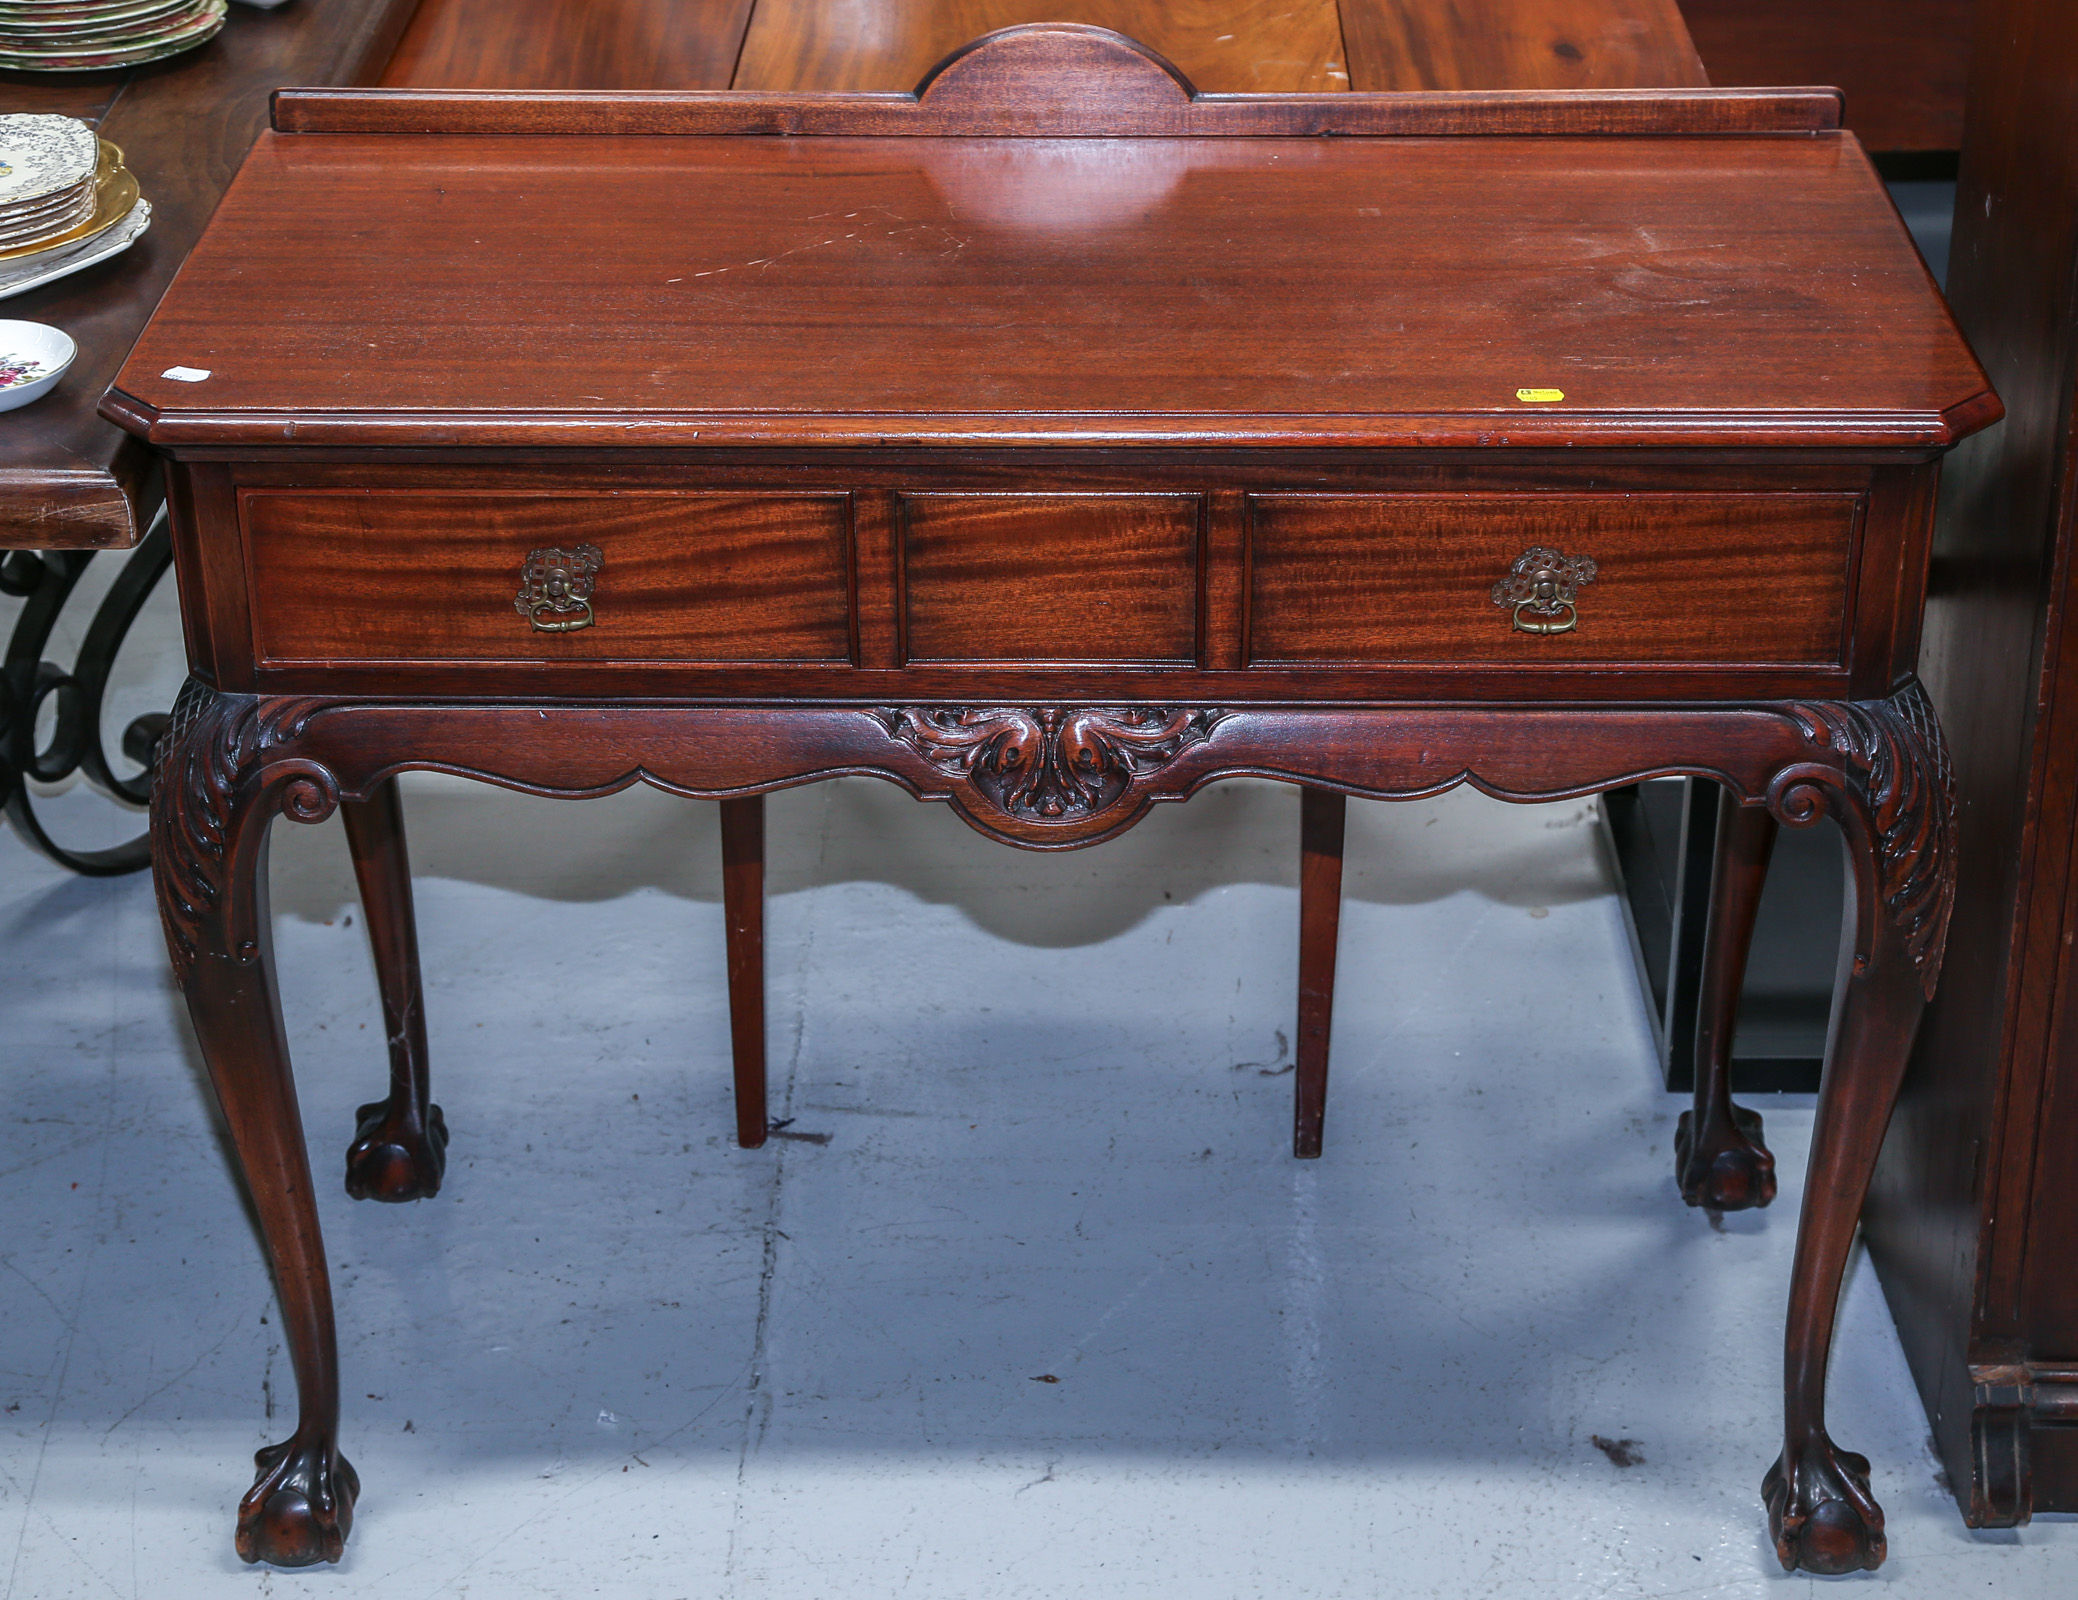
top-left (1342, 0), bottom-right (1705, 89)
top-left (898, 492), bottom-right (1201, 663)
top-left (240, 491), bottom-right (855, 665)
top-left (271, 83), bottom-right (1840, 138)
top-left (382, 0), bottom-right (756, 90)
top-left (735, 0), bottom-right (1347, 91)
top-left (111, 127), bottom-right (1985, 450)
top-left (1245, 493), bottom-right (1857, 664)
top-left (1680, 0), bottom-right (1972, 152)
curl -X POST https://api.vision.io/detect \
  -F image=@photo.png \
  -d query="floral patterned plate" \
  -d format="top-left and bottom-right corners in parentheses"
top-left (0, 114), bottom-right (98, 208)
top-left (0, 143), bottom-right (139, 262)
top-left (0, 0), bottom-right (221, 69)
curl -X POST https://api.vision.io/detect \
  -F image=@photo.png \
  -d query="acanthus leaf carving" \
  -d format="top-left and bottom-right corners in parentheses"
top-left (151, 679), bottom-right (335, 985)
top-left (871, 705), bottom-right (1226, 825)
top-left (1771, 681), bottom-right (1956, 998)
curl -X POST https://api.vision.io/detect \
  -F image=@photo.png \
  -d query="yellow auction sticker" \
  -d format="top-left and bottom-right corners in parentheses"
top-left (1515, 387), bottom-right (1565, 403)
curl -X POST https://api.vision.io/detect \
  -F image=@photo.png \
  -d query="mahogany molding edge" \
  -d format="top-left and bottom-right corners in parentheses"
top-left (97, 400), bottom-right (1988, 453)
top-left (270, 84), bottom-right (1848, 138)
top-left (270, 24), bottom-right (1843, 139)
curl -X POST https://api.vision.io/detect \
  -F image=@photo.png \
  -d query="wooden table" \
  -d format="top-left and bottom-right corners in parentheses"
top-left (0, 0), bottom-right (421, 550)
top-left (0, 2), bottom-right (1708, 554)
top-left (103, 25), bottom-right (1992, 1572)
top-left (1680, 0), bottom-right (1973, 157)
top-left (383, 0), bottom-right (1707, 92)
top-left (0, 0), bottom-right (422, 871)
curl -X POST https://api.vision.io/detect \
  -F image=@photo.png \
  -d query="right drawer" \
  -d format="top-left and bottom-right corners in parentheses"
top-left (1247, 492), bottom-right (1861, 666)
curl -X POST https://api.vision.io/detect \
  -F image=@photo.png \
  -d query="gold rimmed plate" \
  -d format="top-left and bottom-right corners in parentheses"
top-left (0, 141), bottom-right (139, 263)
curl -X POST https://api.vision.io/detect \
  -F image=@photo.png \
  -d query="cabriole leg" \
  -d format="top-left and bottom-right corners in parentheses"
top-left (1676, 796), bottom-right (1779, 1209)
top-left (341, 776), bottom-right (447, 1201)
top-left (153, 684), bottom-right (357, 1565)
top-left (721, 794), bottom-right (767, 1148)
top-left (1762, 688), bottom-right (1955, 1574)
top-left (1294, 786), bottom-right (1346, 1158)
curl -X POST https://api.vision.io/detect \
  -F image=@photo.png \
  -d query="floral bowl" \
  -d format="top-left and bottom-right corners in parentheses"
top-left (0, 318), bottom-right (75, 411)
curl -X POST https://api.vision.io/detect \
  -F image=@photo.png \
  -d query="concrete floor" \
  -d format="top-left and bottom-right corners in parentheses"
top-left (4, 762), bottom-right (2075, 1598)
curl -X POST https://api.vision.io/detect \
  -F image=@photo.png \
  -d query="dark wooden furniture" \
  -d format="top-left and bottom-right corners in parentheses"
top-left (1857, 0), bottom-right (2078, 1525)
top-left (371, 0), bottom-right (1722, 1174)
top-left (1678, 0), bottom-right (1973, 156)
top-left (0, 0), bottom-right (422, 551)
top-left (0, 1), bottom-right (424, 873)
top-left (383, 0), bottom-right (1707, 93)
top-left (384, 0), bottom-right (755, 91)
top-left (1342, 0), bottom-right (1703, 89)
top-left (105, 25), bottom-right (1991, 1572)
top-left (0, 0), bottom-right (1708, 552)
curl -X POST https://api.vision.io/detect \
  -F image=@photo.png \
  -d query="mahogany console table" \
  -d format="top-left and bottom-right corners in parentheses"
top-left (103, 24), bottom-right (1994, 1573)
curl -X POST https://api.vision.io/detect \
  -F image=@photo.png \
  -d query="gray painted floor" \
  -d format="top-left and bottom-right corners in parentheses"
top-left (4, 767), bottom-right (2074, 1598)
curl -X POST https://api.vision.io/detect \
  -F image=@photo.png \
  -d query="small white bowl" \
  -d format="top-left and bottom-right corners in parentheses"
top-left (0, 319), bottom-right (76, 412)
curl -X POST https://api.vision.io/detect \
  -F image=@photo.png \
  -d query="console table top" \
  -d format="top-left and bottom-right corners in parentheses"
top-left (106, 33), bottom-right (1992, 454)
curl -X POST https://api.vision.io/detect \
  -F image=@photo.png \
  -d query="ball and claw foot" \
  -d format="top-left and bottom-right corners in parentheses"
top-left (345, 1098), bottom-right (449, 1202)
top-left (236, 1434), bottom-right (360, 1567)
top-left (1763, 1435), bottom-right (1886, 1575)
top-left (1676, 1103), bottom-right (1778, 1211)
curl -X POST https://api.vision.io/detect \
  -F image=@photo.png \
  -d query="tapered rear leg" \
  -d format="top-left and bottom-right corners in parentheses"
top-left (1294, 787), bottom-right (1346, 1158)
top-left (341, 776), bottom-right (448, 1201)
top-left (154, 684), bottom-right (357, 1564)
top-left (1677, 795), bottom-right (1780, 1209)
top-left (721, 794), bottom-right (768, 1149)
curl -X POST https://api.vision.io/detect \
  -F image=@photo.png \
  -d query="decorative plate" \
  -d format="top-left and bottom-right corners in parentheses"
top-left (0, 142), bottom-right (139, 261)
top-left (0, 0), bottom-right (221, 69)
top-left (0, 114), bottom-right (98, 208)
top-left (0, 195), bottom-right (151, 301)
top-left (0, 0), bottom-right (193, 38)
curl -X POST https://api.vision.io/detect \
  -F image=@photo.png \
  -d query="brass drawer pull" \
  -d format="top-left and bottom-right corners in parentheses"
top-left (514, 544), bottom-right (602, 633)
top-left (1492, 546), bottom-right (1596, 635)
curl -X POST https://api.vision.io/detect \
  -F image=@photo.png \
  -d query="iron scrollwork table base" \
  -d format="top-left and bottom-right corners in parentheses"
top-left (152, 680), bottom-right (1954, 1576)
top-left (0, 515), bottom-right (174, 875)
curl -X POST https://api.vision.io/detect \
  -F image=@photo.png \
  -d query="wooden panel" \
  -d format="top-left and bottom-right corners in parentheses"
top-left (1679, 0), bottom-right (1972, 152)
top-left (114, 131), bottom-right (1989, 452)
top-left (241, 491), bottom-right (853, 664)
top-left (381, 0), bottom-right (755, 89)
top-left (899, 493), bottom-right (1199, 663)
top-left (1247, 493), bottom-right (1857, 664)
top-left (1863, 0), bottom-right (2078, 1524)
top-left (734, 0), bottom-right (1347, 92)
top-left (1344, 0), bottom-right (1707, 90)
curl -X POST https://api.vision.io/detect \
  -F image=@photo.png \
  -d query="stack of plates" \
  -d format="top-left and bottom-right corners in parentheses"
top-left (0, 0), bottom-right (227, 72)
top-left (0, 114), bottom-right (151, 301)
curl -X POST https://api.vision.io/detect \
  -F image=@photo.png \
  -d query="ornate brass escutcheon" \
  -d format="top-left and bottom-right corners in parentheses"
top-left (1491, 546), bottom-right (1597, 635)
top-left (513, 544), bottom-right (602, 633)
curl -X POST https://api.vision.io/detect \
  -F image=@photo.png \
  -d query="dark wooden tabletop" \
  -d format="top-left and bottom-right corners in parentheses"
top-left (110, 106), bottom-right (1990, 452)
top-left (0, 0), bottom-right (420, 548)
top-left (2, 0), bottom-right (1715, 547)
top-left (383, 0), bottom-right (1709, 94)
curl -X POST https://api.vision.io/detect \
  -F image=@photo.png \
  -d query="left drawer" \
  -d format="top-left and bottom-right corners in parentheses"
top-left (240, 490), bottom-right (855, 666)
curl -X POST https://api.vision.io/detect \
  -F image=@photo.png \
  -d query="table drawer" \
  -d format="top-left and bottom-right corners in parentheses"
top-left (1247, 493), bottom-right (1860, 665)
top-left (897, 492), bottom-right (1201, 665)
top-left (240, 490), bottom-right (854, 665)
